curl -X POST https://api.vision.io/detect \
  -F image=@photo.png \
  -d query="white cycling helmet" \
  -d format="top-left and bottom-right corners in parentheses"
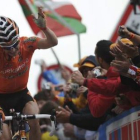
top-left (0, 16), bottom-right (19, 48)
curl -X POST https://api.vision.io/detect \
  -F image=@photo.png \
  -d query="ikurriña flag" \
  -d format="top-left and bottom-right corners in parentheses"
top-left (18, 0), bottom-right (87, 37)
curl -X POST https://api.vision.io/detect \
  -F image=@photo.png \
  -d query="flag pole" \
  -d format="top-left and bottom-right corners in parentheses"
top-left (77, 34), bottom-right (81, 60)
top-left (26, 0), bottom-right (81, 60)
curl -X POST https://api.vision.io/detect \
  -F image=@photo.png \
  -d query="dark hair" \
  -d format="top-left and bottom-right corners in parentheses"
top-left (40, 101), bottom-right (59, 125)
top-left (34, 90), bottom-right (54, 101)
top-left (40, 100), bottom-right (58, 115)
top-left (95, 40), bottom-right (114, 64)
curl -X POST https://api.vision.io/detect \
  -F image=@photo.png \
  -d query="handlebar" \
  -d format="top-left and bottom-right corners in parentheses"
top-left (0, 113), bottom-right (57, 136)
top-left (5, 114), bottom-right (52, 120)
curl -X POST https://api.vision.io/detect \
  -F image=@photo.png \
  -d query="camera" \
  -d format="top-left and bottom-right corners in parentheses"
top-left (42, 83), bottom-right (63, 92)
top-left (70, 83), bottom-right (79, 91)
top-left (41, 82), bottom-right (51, 90)
top-left (93, 69), bottom-right (101, 77)
top-left (118, 26), bottom-right (125, 36)
top-left (54, 86), bottom-right (62, 91)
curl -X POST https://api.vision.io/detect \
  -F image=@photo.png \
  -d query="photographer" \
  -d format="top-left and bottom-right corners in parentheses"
top-left (72, 39), bottom-right (140, 118)
top-left (71, 40), bottom-right (123, 117)
top-left (58, 55), bottom-right (97, 113)
top-left (56, 55), bottom-right (110, 134)
top-left (110, 37), bottom-right (140, 109)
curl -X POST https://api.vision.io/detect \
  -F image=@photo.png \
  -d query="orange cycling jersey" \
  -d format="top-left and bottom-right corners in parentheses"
top-left (0, 36), bottom-right (41, 93)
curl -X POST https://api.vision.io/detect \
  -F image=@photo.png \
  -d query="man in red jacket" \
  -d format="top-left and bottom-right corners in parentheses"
top-left (71, 40), bottom-right (121, 117)
top-left (72, 39), bottom-right (140, 117)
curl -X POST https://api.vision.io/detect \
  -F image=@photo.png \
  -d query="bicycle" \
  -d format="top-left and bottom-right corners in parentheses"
top-left (0, 109), bottom-right (57, 140)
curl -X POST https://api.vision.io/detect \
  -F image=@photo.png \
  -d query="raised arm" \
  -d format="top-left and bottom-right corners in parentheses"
top-left (118, 25), bottom-right (140, 46)
top-left (33, 7), bottom-right (58, 49)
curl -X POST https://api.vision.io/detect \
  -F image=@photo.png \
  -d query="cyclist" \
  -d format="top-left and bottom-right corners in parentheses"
top-left (0, 7), bottom-right (58, 140)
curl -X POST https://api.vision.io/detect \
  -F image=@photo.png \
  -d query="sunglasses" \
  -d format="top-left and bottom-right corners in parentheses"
top-left (2, 40), bottom-right (19, 50)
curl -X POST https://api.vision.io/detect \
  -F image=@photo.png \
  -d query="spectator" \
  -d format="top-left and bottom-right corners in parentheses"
top-left (40, 101), bottom-right (71, 140)
top-left (71, 40), bottom-right (121, 117)
top-left (56, 54), bottom-right (117, 140)
top-left (34, 90), bottom-right (54, 111)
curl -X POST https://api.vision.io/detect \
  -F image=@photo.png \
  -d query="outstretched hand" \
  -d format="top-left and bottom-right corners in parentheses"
top-left (60, 66), bottom-right (71, 82)
top-left (71, 70), bottom-right (85, 85)
top-left (110, 46), bottom-right (132, 76)
top-left (115, 94), bottom-right (131, 106)
top-left (117, 39), bottom-right (139, 58)
top-left (111, 105), bottom-right (124, 115)
top-left (110, 44), bottom-right (124, 61)
top-left (111, 58), bottom-right (131, 78)
top-left (56, 106), bottom-right (72, 123)
top-left (118, 25), bottom-right (130, 38)
top-left (32, 7), bottom-right (46, 30)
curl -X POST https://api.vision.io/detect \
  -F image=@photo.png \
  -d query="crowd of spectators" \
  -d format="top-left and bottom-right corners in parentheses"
top-left (33, 25), bottom-right (140, 140)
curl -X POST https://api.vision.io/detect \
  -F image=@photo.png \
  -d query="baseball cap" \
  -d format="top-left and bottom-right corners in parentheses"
top-left (110, 38), bottom-right (133, 50)
top-left (81, 55), bottom-right (98, 68)
top-left (73, 56), bottom-right (88, 68)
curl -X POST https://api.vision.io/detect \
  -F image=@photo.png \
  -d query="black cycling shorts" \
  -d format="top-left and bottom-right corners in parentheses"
top-left (0, 88), bottom-right (34, 116)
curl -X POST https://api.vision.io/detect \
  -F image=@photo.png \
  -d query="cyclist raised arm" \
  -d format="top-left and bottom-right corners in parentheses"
top-left (0, 7), bottom-right (58, 140)
top-left (33, 7), bottom-right (58, 49)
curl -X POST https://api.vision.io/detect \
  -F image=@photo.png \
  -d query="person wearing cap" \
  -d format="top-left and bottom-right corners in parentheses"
top-left (60, 55), bottom-right (98, 111)
top-left (110, 38), bottom-right (138, 59)
top-left (117, 26), bottom-right (140, 72)
top-left (56, 55), bottom-right (114, 134)
top-left (74, 55), bottom-right (98, 78)
top-left (72, 39), bottom-right (140, 117)
top-left (71, 40), bottom-right (122, 117)
top-left (110, 37), bottom-right (140, 108)
top-left (110, 37), bottom-right (140, 90)
top-left (71, 40), bottom-right (120, 97)
top-left (0, 8), bottom-right (58, 140)
top-left (73, 56), bottom-right (88, 68)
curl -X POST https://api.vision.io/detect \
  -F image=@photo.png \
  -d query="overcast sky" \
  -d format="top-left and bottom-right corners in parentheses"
top-left (0, 0), bottom-right (129, 95)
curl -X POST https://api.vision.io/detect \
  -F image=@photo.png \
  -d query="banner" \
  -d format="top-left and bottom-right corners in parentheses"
top-left (94, 106), bottom-right (140, 140)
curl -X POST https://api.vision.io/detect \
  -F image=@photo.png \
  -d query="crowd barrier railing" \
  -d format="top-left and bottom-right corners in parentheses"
top-left (93, 106), bottom-right (140, 140)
